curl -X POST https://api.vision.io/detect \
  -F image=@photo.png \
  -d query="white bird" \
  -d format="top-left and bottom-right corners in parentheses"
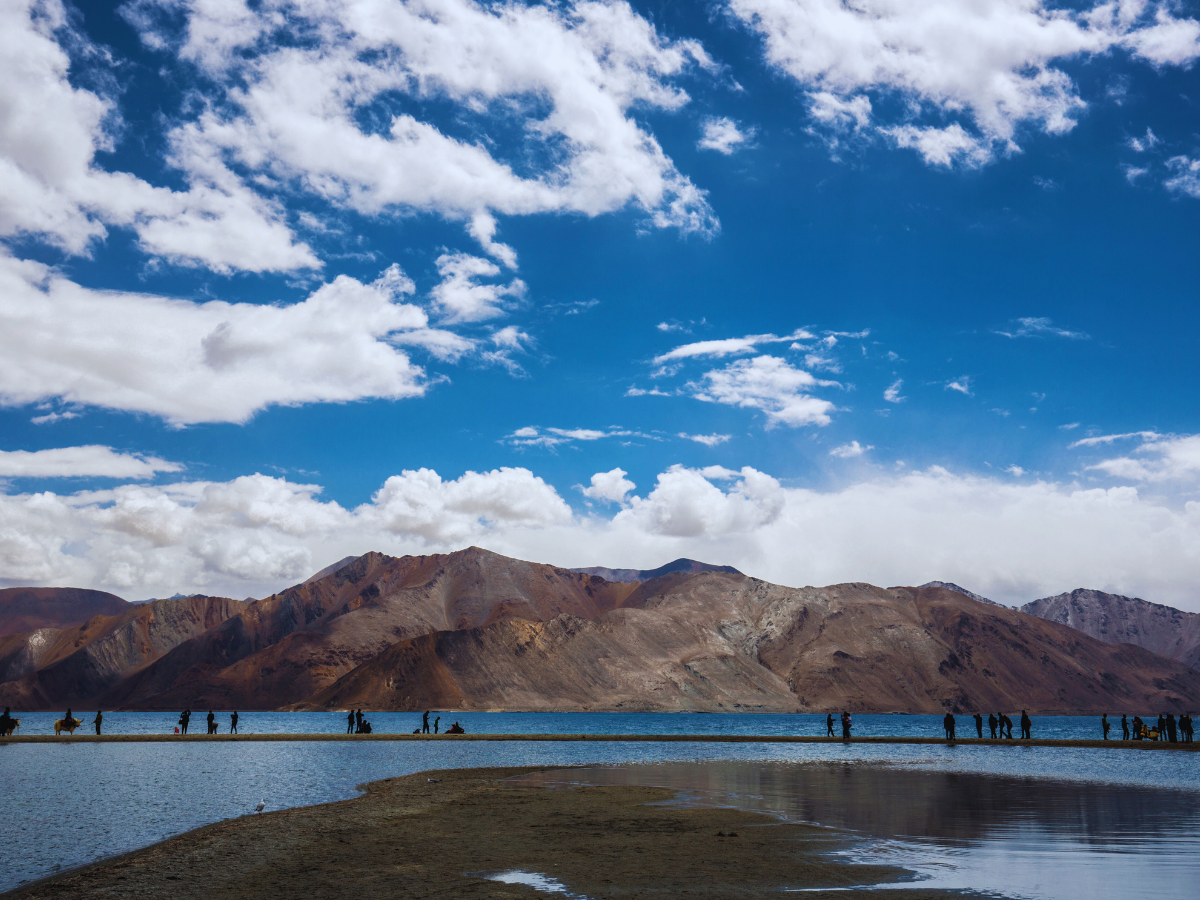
top-left (254, 799), bottom-right (265, 813)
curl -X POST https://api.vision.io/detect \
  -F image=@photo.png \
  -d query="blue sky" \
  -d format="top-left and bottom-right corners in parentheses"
top-left (2, 0), bottom-right (1199, 607)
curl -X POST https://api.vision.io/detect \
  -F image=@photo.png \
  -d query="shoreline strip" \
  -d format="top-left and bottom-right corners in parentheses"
top-left (1, 733), bottom-right (1196, 750)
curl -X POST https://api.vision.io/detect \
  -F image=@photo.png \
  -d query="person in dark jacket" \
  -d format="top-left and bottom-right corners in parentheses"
top-left (1001, 713), bottom-right (1014, 739)
top-left (943, 713), bottom-right (955, 740)
top-left (1166, 714), bottom-right (1178, 742)
top-left (347, 710), bottom-right (355, 734)
top-left (988, 713), bottom-right (998, 739)
top-left (422, 711), bottom-right (430, 734)
top-left (1020, 710), bottom-right (1032, 740)
top-left (840, 711), bottom-right (852, 739)
top-left (206, 709), bottom-right (216, 735)
top-left (826, 713), bottom-right (835, 737)
top-left (973, 713), bottom-right (983, 739)
top-left (1121, 714), bottom-right (1130, 740)
top-left (1101, 713), bottom-right (1110, 740)
top-left (230, 711), bottom-right (239, 735)
top-left (91, 711), bottom-right (103, 735)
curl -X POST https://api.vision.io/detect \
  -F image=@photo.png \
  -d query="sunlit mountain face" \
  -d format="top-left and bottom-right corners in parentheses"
top-left (1, 0), bottom-right (1199, 609)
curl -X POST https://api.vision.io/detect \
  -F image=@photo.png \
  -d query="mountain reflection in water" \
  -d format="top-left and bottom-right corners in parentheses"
top-left (514, 761), bottom-right (1200, 899)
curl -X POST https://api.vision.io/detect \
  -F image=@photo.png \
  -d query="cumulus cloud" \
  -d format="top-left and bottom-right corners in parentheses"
top-left (1083, 433), bottom-right (1200, 482)
top-left (122, 0), bottom-right (718, 260)
top-left (581, 467), bottom-right (636, 503)
top-left (9, 461), bottom-right (1200, 609)
top-left (0, 0), bottom-right (317, 272)
top-left (883, 379), bottom-right (904, 403)
top-left (698, 116), bottom-right (755, 154)
top-left (430, 253), bottom-right (526, 323)
top-left (688, 355), bottom-right (836, 427)
top-left (0, 253), bottom-right (473, 425)
top-left (829, 441), bottom-right (871, 459)
top-left (995, 317), bottom-right (1089, 339)
top-left (505, 425), bottom-right (651, 449)
top-left (678, 432), bottom-right (731, 446)
top-left (654, 328), bottom-right (814, 363)
top-left (0, 446), bottom-right (182, 479)
top-left (727, 0), bottom-right (1200, 166)
top-left (945, 377), bottom-right (973, 396)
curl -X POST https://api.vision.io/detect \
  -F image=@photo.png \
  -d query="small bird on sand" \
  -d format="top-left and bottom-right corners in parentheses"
top-left (427, 778), bottom-right (440, 783)
top-left (254, 799), bottom-right (265, 813)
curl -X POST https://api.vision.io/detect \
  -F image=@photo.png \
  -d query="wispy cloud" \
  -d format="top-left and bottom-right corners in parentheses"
top-left (995, 317), bottom-right (1089, 340)
top-left (506, 425), bottom-right (657, 449)
top-left (945, 377), bottom-right (973, 396)
top-left (654, 329), bottom-right (814, 364)
top-left (0, 446), bottom-right (183, 479)
top-left (678, 432), bottom-right (731, 446)
top-left (829, 441), bottom-right (871, 458)
top-left (883, 379), bottom-right (905, 403)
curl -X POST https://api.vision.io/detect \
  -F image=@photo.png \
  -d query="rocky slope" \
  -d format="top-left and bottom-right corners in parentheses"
top-left (1022, 589), bottom-right (1200, 669)
top-left (0, 595), bottom-right (244, 709)
top-left (571, 558), bottom-right (742, 583)
top-left (0, 587), bottom-right (127, 636)
top-left (6, 551), bottom-right (1200, 714)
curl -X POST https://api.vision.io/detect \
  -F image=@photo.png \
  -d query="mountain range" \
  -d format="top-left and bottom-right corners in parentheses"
top-left (2, 549), bottom-right (1199, 714)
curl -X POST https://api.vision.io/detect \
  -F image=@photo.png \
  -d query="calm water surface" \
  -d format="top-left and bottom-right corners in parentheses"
top-left (1, 712), bottom-right (1196, 896)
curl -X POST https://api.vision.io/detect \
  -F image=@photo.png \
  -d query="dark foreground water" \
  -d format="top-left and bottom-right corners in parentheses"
top-left (516, 761), bottom-right (1200, 900)
top-left (1, 713), bottom-right (1197, 895)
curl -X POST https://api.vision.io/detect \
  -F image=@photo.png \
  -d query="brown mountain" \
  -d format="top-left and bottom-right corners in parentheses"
top-left (6, 550), bottom-right (1200, 714)
top-left (1021, 589), bottom-right (1200, 670)
top-left (0, 587), bottom-right (127, 636)
top-left (570, 558), bottom-right (742, 583)
top-left (296, 573), bottom-right (1200, 715)
top-left (0, 594), bottom-right (243, 709)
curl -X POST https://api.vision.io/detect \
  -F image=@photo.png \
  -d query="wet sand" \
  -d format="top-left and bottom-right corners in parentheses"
top-left (2, 766), bottom-right (964, 900)
top-left (2, 732), bottom-right (1196, 750)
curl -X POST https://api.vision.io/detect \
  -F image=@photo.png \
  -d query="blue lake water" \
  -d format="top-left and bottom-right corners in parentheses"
top-left (1, 712), bottom-right (1196, 896)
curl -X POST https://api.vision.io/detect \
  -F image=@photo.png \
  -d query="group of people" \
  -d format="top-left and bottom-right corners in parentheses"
top-left (939, 711), bottom-right (1030, 740)
top-left (1102, 712), bottom-right (1194, 742)
top-left (825, 711), bottom-right (853, 738)
top-left (177, 709), bottom-right (239, 735)
top-left (346, 709), bottom-right (373, 734)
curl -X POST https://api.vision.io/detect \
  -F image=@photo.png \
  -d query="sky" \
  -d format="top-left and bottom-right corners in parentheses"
top-left (1, 0), bottom-right (1200, 608)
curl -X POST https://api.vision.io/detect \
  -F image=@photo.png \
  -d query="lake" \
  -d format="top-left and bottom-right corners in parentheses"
top-left (1, 712), bottom-right (1196, 896)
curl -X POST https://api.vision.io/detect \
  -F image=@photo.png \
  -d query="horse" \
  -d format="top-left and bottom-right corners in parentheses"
top-left (54, 717), bottom-right (83, 736)
top-left (0, 718), bottom-right (18, 736)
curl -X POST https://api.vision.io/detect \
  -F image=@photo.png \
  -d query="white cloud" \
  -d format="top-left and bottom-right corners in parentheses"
top-left (697, 116), bottom-right (755, 154)
top-left (995, 316), bottom-right (1089, 339)
top-left (1059, 422), bottom-right (1081, 430)
top-left (581, 467), bottom-right (636, 503)
top-left (0, 0), bottom-right (317, 272)
top-left (1085, 433), bottom-right (1200, 482)
top-left (30, 410), bottom-right (79, 425)
top-left (727, 0), bottom-right (1200, 166)
top-left (829, 441), bottom-right (871, 459)
top-left (1006, 465), bottom-right (1026, 477)
top-left (124, 0), bottom-right (718, 261)
top-left (1128, 128), bottom-right (1161, 153)
top-left (506, 425), bottom-right (648, 449)
top-left (689, 355), bottom-right (836, 427)
top-left (883, 379), bottom-right (904, 403)
top-left (0, 252), bottom-right (474, 425)
top-left (625, 385), bottom-right (674, 397)
top-left (0, 446), bottom-right (182, 479)
top-left (654, 329), bottom-right (814, 363)
top-left (1069, 431), bottom-right (1160, 448)
top-left (678, 432), bottom-right (731, 447)
top-left (1165, 155), bottom-right (1200, 198)
top-left (10, 462), bottom-right (1200, 610)
top-left (430, 253), bottom-right (526, 323)
top-left (945, 377), bottom-right (973, 396)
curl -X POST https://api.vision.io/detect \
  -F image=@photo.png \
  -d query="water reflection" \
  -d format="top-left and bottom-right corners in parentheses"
top-left (516, 762), bottom-right (1200, 900)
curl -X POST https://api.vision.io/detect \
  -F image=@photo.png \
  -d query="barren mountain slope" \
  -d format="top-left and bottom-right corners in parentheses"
top-left (1022, 589), bottom-right (1200, 669)
top-left (0, 595), bottom-right (244, 708)
top-left (0, 587), bottom-right (127, 636)
top-left (571, 558), bottom-right (742, 584)
top-left (98, 548), bottom-right (638, 710)
top-left (297, 575), bottom-right (1200, 714)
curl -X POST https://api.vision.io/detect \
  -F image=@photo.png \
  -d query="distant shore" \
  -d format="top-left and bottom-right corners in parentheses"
top-left (0, 766), bottom-right (959, 900)
top-left (2, 732), bottom-right (1196, 750)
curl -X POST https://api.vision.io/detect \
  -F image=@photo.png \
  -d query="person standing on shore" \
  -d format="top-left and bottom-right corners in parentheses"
top-left (1182, 713), bottom-right (1194, 743)
top-left (1166, 714), bottom-right (1178, 742)
top-left (1101, 713), bottom-right (1110, 740)
top-left (1156, 713), bottom-right (1167, 741)
top-left (1020, 710), bottom-right (1032, 740)
top-left (826, 713), bottom-right (835, 737)
top-left (355, 709), bottom-right (363, 733)
top-left (434, 716), bottom-right (440, 734)
top-left (943, 713), bottom-right (955, 740)
top-left (422, 711), bottom-right (430, 734)
top-left (346, 710), bottom-right (355, 734)
top-left (840, 711), bottom-right (852, 739)
top-left (988, 713), bottom-right (998, 739)
top-left (973, 713), bottom-right (983, 739)
top-left (1001, 713), bottom-right (1014, 739)
top-left (91, 711), bottom-right (102, 735)
top-left (206, 709), bottom-right (216, 735)
top-left (1122, 714), bottom-right (1130, 740)
top-left (231, 711), bottom-right (239, 735)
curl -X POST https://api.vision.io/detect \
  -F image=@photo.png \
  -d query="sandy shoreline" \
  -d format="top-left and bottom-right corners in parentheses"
top-left (1, 732), bottom-right (1196, 750)
top-left (2, 765), bottom-right (966, 899)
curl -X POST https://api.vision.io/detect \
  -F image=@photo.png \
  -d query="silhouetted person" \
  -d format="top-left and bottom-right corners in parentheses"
top-left (1166, 714), bottom-right (1178, 743)
top-left (64, 707), bottom-right (73, 728)
top-left (1132, 715), bottom-right (1143, 740)
top-left (1122, 714), bottom-right (1130, 740)
top-left (974, 713), bottom-right (983, 739)
top-left (230, 711), bottom-right (239, 735)
top-left (422, 711), bottom-right (430, 734)
top-left (988, 713), bottom-right (998, 739)
top-left (346, 710), bottom-right (355, 734)
top-left (0, 707), bottom-right (13, 733)
top-left (179, 709), bottom-right (191, 735)
top-left (355, 709), bottom-right (363, 733)
top-left (91, 711), bottom-right (103, 735)
top-left (943, 713), bottom-right (955, 740)
top-left (434, 716), bottom-right (440, 735)
top-left (1102, 713), bottom-right (1110, 740)
top-left (840, 710), bottom-right (852, 740)
top-left (1020, 710), bottom-right (1031, 740)
top-left (207, 709), bottom-right (216, 735)
top-left (1001, 713), bottom-right (1014, 739)
top-left (1182, 713), bottom-right (1194, 743)
top-left (1157, 714), bottom-right (1167, 741)
top-left (826, 713), bottom-right (835, 737)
